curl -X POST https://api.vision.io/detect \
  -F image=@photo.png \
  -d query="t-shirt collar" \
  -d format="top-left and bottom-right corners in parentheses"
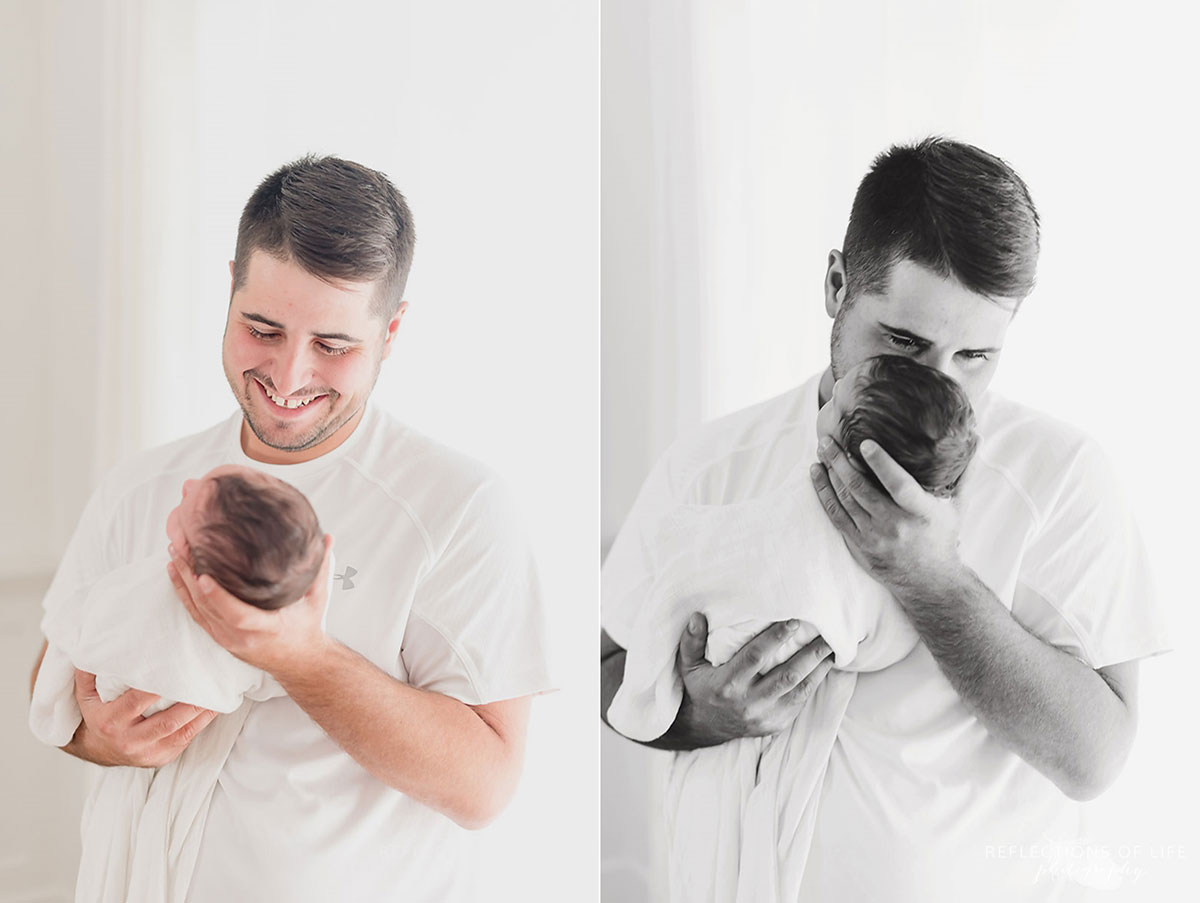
top-left (222, 402), bottom-right (378, 480)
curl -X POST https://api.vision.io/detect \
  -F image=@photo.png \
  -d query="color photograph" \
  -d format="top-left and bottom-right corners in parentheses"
top-left (1, 2), bottom-right (596, 901)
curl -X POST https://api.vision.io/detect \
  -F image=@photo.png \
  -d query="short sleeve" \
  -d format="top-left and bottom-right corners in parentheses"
top-left (1011, 440), bottom-right (1170, 669)
top-left (40, 482), bottom-right (121, 623)
top-left (400, 479), bottom-right (551, 706)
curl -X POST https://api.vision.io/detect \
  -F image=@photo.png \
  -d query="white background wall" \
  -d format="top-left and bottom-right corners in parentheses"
top-left (1, 1), bottom-right (597, 900)
top-left (602, 1), bottom-right (1199, 900)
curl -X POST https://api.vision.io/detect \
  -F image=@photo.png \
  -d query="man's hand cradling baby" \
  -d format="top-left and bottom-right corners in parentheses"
top-left (68, 669), bottom-right (217, 767)
top-left (675, 614), bottom-right (835, 744)
top-left (811, 436), bottom-right (964, 603)
top-left (166, 534), bottom-right (335, 680)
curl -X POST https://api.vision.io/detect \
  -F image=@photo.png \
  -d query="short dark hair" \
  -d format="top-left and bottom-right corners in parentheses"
top-left (839, 355), bottom-right (978, 498)
top-left (232, 155), bottom-right (416, 319)
top-left (190, 473), bottom-right (324, 610)
top-left (842, 137), bottom-right (1039, 305)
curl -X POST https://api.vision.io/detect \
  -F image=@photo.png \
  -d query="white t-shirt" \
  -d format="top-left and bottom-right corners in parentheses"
top-left (602, 372), bottom-right (1169, 903)
top-left (43, 404), bottom-right (552, 903)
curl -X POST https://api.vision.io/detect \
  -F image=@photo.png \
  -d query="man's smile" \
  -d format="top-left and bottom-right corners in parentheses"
top-left (251, 377), bottom-right (330, 414)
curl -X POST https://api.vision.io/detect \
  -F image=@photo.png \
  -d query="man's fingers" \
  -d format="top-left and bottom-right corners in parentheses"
top-left (170, 548), bottom-right (212, 616)
top-left (135, 709), bottom-right (219, 767)
top-left (817, 437), bottom-right (885, 519)
top-left (133, 702), bottom-right (216, 744)
top-left (164, 531), bottom-right (190, 566)
top-left (823, 460), bottom-right (873, 528)
top-left (110, 687), bottom-right (167, 720)
top-left (158, 708), bottom-right (219, 751)
top-left (73, 668), bottom-right (99, 701)
top-left (198, 574), bottom-right (272, 631)
top-left (74, 670), bottom-right (159, 719)
top-left (754, 636), bottom-right (832, 701)
top-left (779, 656), bottom-right (835, 709)
top-left (677, 612), bottom-right (710, 671)
top-left (727, 620), bottom-right (800, 682)
top-left (173, 550), bottom-right (267, 632)
top-left (167, 556), bottom-right (202, 623)
top-left (810, 464), bottom-right (861, 540)
top-left (860, 440), bottom-right (927, 513)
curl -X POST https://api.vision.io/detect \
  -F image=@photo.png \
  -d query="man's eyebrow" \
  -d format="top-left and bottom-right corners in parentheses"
top-left (242, 312), bottom-right (284, 330)
top-left (878, 322), bottom-right (932, 345)
top-left (878, 321), bottom-right (1000, 354)
top-left (241, 312), bottom-right (361, 344)
top-left (311, 330), bottom-right (362, 343)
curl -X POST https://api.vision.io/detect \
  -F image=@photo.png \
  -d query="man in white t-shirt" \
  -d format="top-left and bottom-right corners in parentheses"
top-left (31, 155), bottom-right (552, 902)
top-left (601, 138), bottom-right (1169, 901)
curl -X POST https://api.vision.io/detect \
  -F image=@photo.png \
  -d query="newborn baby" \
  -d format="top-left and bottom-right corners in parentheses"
top-left (29, 466), bottom-right (331, 903)
top-left (820, 352), bottom-right (977, 497)
top-left (610, 352), bottom-right (981, 737)
top-left (706, 352), bottom-right (979, 667)
top-left (31, 465), bottom-right (327, 746)
top-left (168, 464), bottom-right (324, 611)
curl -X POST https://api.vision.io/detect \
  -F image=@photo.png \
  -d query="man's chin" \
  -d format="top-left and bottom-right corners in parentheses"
top-left (248, 424), bottom-right (322, 453)
top-left (242, 404), bottom-right (334, 453)
top-left (246, 401), bottom-right (362, 454)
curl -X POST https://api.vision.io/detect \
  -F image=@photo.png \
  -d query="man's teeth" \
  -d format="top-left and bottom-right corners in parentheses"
top-left (265, 388), bottom-right (319, 409)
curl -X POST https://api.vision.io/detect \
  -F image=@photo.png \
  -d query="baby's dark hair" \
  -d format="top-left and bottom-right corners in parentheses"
top-left (189, 473), bottom-right (324, 610)
top-left (839, 355), bottom-right (978, 498)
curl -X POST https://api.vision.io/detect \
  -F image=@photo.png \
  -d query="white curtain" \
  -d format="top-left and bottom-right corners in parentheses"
top-left (3, 5), bottom-right (167, 896)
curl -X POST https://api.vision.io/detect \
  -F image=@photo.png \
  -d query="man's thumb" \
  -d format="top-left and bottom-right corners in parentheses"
top-left (72, 668), bottom-right (99, 702)
top-left (678, 612), bottom-right (708, 669)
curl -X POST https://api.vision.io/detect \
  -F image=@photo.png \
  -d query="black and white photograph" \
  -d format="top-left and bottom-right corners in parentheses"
top-left (602, 1), bottom-right (1196, 901)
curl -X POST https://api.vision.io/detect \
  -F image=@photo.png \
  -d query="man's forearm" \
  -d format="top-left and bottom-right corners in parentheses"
top-left (896, 565), bottom-right (1135, 800)
top-left (274, 637), bottom-right (526, 829)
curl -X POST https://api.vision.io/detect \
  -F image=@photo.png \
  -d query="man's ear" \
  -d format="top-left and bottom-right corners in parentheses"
top-left (824, 250), bottom-right (849, 318)
top-left (380, 301), bottom-right (409, 360)
top-left (228, 260), bottom-right (236, 300)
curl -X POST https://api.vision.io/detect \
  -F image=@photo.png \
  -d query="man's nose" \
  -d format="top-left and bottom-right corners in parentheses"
top-left (923, 350), bottom-right (959, 382)
top-left (268, 344), bottom-right (314, 396)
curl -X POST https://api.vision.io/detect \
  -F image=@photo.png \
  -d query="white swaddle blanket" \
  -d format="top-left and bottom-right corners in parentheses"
top-left (30, 552), bottom-right (332, 903)
top-left (607, 467), bottom-right (918, 903)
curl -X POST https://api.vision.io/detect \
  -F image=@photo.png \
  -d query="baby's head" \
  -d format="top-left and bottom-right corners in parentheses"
top-left (177, 465), bottom-right (324, 610)
top-left (824, 355), bottom-right (978, 498)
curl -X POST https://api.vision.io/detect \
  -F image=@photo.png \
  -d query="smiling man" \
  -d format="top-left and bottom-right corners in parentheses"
top-left (31, 155), bottom-right (551, 902)
top-left (601, 138), bottom-right (1169, 901)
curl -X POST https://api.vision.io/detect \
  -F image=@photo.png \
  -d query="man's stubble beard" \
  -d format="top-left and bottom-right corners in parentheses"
top-left (828, 302), bottom-right (851, 382)
top-left (229, 357), bottom-right (382, 454)
top-left (240, 391), bottom-right (348, 452)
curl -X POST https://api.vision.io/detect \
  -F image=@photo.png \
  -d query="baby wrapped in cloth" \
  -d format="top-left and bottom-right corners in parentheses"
top-left (607, 355), bottom-right (979, 903)
top-left (30, 465), bottom-right (330, 903)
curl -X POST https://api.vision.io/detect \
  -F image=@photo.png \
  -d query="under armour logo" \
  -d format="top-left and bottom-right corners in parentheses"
top-left (334, 566), bottom-right (358, 590)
